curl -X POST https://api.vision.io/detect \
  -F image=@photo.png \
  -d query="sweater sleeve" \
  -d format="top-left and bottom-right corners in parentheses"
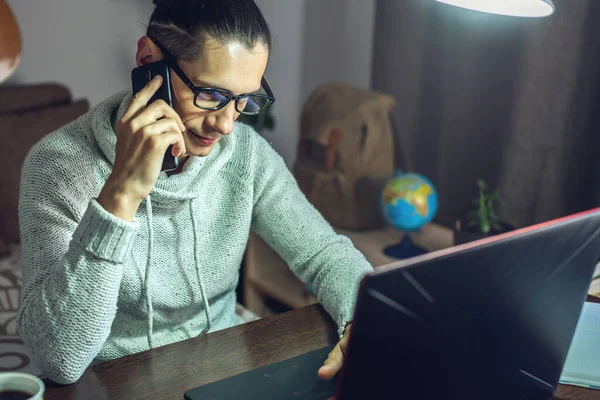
top-left (250, 136), bottom-right (374, 337)
top-left (17, 152), bottom-right (139, 385)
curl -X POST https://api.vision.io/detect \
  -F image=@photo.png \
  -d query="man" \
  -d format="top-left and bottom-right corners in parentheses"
top-left (17, 0), bottom-right (373, 385)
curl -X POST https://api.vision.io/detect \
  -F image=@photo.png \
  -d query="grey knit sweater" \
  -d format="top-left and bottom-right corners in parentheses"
top-left (16, 89), bottom-right (374, 385)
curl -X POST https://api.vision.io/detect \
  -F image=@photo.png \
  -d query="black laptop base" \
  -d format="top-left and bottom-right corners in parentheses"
top-left (184, 345), bottom-right (338, 400)
top-left (185, 208), bottom-right (600, 400)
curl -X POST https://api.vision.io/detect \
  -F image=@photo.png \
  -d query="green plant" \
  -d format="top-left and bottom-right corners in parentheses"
top-left (466, 179), bottom-right (505, 235)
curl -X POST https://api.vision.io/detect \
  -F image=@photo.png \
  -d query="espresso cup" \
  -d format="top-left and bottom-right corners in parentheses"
top-left (0, 372), bottom-right (44, 400)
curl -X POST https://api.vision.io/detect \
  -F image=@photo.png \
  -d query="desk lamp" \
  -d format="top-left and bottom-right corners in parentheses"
top-left (436, 0), bottom-right (555, 18)
top-left (0, 0), bottom-right (22, 83)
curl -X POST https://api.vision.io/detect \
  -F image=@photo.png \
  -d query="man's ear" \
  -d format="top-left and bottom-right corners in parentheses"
top-left (135, 36), bottom-right (163, 67)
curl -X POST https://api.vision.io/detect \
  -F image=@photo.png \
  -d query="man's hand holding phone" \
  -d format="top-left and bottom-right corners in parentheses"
top-left (98, 75), bottom-right (186, 222)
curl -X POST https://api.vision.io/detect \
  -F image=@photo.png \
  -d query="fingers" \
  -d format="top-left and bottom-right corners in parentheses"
top-left (170, 133), bottom-right (186, 158)
top-left (123, 75), bottom-right (163, 120)
top-left (145, 129), bottom-right (186, 158)
top-left (127, 100), bottom-right (185, 135)
top-left (318, 331), bottom-right (350, 381)
top-left (141, 100), bottom-right (186, 132)
top-left (318, 342), bottom-right (345, 380)
top-left (123, 76), bottom-right (186, 133)
top-left (139, 118), bottom-right (182, 137)
top-left (133, 118), bottom-right (186, 157)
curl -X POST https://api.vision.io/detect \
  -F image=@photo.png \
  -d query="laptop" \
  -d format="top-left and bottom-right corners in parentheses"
top-left (185, 208), bottom-right (600, 400)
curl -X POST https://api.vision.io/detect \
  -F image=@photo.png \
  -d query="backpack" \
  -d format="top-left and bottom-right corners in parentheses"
top-left (294, 83), bottom-right (397, 231)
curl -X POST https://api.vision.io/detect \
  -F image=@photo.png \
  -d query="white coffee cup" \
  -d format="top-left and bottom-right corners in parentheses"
top-left (0, 372), bottom-right (44, 400)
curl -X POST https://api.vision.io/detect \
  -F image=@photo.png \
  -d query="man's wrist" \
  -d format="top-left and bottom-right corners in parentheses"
top-left (340, 320), bottom-right (353, 338)
top-left (97, 183), bottom-right (141, 222)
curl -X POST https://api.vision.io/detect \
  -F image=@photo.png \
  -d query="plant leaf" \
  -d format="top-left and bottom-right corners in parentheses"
top-left (491, 220), bottom-right (502, 232)
top-left (480, 218), bottom-right (490, 234)
top-left (478, 206), bottom-right (487, 219)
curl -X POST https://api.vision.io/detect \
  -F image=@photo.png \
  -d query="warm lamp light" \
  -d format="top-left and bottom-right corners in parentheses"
top-left (436, 0), bottom-right (555, 18)
top-left (0, 0), bottom-right (22, 83)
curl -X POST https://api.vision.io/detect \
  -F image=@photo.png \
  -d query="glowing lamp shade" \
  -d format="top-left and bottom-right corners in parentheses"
top-left (436, 0), bottom-right (555, 18)
top-left (0, 0), bottom-right (22, 83)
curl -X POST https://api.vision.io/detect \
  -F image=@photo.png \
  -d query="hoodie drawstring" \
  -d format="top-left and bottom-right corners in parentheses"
top-left (143, 196), bottom-right (212, 350)
top-left (189, 199), bottom-right (212, 335)
top-left (144, 195), bottom-right (155, 349)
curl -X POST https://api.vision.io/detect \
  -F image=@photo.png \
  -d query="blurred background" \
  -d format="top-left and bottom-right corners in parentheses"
top-left (2, 0), bottom-right (600, 318)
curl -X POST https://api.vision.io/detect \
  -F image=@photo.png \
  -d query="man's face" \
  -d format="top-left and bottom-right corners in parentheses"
top-left (137, 36), bottom-right (269, 158)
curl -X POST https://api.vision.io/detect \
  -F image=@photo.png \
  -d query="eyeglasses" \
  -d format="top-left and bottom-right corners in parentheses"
top-left (149, 37), bottom-right (276, 115)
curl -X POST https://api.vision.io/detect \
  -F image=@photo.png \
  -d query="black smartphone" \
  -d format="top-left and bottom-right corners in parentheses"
top-left (131, 60), bottom-right (179, 172)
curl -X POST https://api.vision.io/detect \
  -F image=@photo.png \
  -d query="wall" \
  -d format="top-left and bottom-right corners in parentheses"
top-left (372, 0), bottom-right (529, 226)
top-left (372, 0), bottom-right (600, 228)
top-left (6, 0), bottom-right (153, 105)
top-left (301, 0), bottom-right (375, 100)
top-left (257, 0), bottom-right (376, 165)
top-left (254, 0), bottom-right (306, 166)
top-left (6, 0), bottom-right (375, 166)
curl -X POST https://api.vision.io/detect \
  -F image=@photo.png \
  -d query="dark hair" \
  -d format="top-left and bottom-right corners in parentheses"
top-left (147, 0), bottom-right (272, 61)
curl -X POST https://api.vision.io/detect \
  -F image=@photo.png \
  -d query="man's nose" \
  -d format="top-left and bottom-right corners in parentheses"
top-left (205, 102), bottom-right (237, 136)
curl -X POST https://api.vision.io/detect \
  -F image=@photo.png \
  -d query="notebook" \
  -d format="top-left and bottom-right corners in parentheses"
top-left (559, 302), bottom-right (600, 390)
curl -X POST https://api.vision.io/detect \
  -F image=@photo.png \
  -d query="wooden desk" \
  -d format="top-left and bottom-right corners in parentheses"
top-left (44, 297), bottom-right (600, 400)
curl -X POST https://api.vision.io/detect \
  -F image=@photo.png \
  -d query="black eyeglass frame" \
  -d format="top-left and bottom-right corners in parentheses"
top-left (148, 37), bottom-right (275, 115)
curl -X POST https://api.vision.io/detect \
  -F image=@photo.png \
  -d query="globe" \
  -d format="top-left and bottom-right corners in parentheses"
top-left (379, 171), bottom-right (439, 258)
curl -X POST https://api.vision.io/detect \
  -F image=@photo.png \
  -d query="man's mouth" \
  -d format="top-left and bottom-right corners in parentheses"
top-left (189, 130), bottom-right (217, 146)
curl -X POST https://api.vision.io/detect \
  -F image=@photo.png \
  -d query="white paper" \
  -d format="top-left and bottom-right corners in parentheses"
top-left (559, 302), bottom-right (600, 389)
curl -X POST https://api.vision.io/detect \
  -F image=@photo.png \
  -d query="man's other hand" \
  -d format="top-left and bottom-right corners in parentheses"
top-left (318, 323), bottom-right (351, 380)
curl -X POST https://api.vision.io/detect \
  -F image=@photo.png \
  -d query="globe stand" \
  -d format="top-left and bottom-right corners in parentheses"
top-left (383, 234), bottom-right (427, 259)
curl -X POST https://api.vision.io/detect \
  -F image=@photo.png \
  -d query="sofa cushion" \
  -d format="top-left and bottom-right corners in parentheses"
top-left (0, 84), bottom-right (73, 115)
top-left (0, 99), bottom-right (89, 244)
top-left (0, 244), bottom-right (41, 376)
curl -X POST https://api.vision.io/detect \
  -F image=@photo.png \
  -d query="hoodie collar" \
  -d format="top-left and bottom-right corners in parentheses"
top-left (91, 89), bottom-right (235, 206)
